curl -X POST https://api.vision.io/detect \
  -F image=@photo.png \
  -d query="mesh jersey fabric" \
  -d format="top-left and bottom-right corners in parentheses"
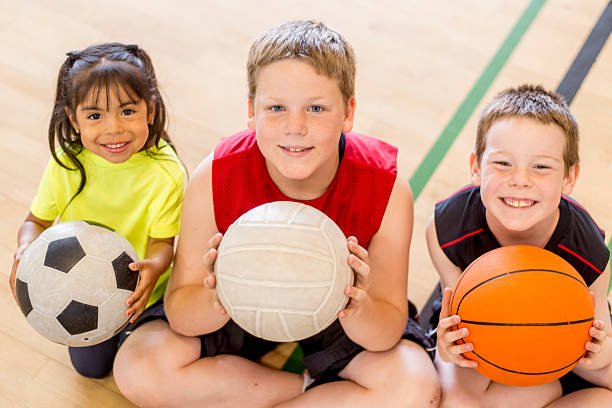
top-left (212, 129), bottom-right (397, 249)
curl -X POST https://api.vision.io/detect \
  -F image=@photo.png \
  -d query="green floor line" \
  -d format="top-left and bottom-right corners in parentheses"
top-left (282, 0), bottom-right (547, 374)
top-left (409, 0), bottom-right (546, 200)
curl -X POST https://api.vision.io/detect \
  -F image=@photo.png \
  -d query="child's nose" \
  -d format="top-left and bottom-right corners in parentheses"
top-left (284, 111), bottom-right (307, 136)
top-left (104, 115), bottom-right (124, 135)
top-left (509, 167), bottom-right (533, 187)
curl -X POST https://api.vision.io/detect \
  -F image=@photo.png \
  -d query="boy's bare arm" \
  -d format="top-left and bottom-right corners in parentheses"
top-left (424, 216), bottom-right (463, 290)
top-left (339, 176), bottom-right (413, 351)
top-left (164, 155), bottom-right (230, 336)
top-left (572, 263), bottom-right (612, 386)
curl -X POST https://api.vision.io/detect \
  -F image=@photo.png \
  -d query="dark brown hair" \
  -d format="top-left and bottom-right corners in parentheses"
top-left (50, 42), bottom-right (176, 198)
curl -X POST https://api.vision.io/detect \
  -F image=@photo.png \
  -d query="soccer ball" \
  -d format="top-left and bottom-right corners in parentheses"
top-left (215, 201), bottom-right (354, 342)
top-left (15, 220), bottom-right (139, 347)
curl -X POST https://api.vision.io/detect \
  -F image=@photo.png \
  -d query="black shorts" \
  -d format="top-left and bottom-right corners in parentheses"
top-left (198, 311), bottom-right (434, 389)
top-left (122, 301), bottom-right (434, 388)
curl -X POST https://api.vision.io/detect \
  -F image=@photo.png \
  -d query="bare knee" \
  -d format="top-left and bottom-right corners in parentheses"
top-left (114, 338), bottom-right (169, 407)
top-left (375, 341), bottom-right (442, 407)
top-left (113, 320), bottom-right (199, 408)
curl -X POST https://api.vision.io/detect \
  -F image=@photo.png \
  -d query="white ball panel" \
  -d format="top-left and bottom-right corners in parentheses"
top-left (221, 226), bottom-right (332, 259)
top-left (77, 224), bottom-right (137, 261)
top-left (68, 256), bottom-right (117, 305)
top-left (98, 289), bottom-right (131, 332)
top-left (39, 220), bottom-right (87, 241)
top-left (218, 249), bottom-right (334, 283)
top-left (15, 237), bottom-right (49, 283)
top-left (26, 309), bottom-right (70, 344)
top-left (28, 266), bottom-right (71, 316)
top-left (67, 329), bottom-right (111, 347)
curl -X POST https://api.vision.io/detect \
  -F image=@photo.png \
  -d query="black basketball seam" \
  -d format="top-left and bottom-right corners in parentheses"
top-left (469, 349), bottom-right (585, 376)
top-left (455, 269), bottom-right (589, 318)
top-left (461, 317), bottom-right (594, 326)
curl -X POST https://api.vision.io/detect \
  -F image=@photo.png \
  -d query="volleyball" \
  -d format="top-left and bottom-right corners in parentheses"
top-left (214, 201), bottom-right (354, 342)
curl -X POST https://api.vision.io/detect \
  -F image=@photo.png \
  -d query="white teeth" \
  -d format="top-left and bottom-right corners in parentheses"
top-left (283, 146), bottom-right (309, 152)
top-left (503, 198), bottom-right (535, 208)
top-left (105, 142), bottom-right (127, 149)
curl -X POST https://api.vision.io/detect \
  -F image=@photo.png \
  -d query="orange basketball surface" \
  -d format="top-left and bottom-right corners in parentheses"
top-left (451, 245), bottom-right (593, 387)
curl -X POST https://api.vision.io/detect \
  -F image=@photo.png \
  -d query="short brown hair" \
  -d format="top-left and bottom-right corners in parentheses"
top-left (475, 84), bottom-right (579, 175)
top-left (247, 20), bottom-right (355, 104)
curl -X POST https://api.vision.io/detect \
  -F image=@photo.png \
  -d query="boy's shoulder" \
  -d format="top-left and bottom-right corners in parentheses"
top-left (214, 129), bottom-right (257, 160)
top-left (343, 132), bottom-right (397, 174)
top-left (555, 196), bottom-right (609, 280)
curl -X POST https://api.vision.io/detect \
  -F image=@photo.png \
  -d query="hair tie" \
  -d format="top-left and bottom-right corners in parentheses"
top-left (65, 50), bottom-right (80, 64)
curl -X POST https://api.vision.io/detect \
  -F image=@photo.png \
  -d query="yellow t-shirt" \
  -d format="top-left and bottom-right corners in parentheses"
top-left (30, 142), bottom-right (185, 307)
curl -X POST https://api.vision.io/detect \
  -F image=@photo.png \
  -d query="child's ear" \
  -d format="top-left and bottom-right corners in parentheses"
top-left (561, 163), bottom-right (580, 195)
top-left (341, 96), bottom-right (356, 133)
top-left (247, 97), bottom-right (255, 131)
top-left (469, 152), bottom-right (482, 186)
top-left (64, 106), bottom-right (79, 133)
top-left (147, 96), bottom-right (156, 125)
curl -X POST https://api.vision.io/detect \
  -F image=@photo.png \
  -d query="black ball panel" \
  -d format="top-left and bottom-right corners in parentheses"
top-left (16, 278), bottom-right (33, 317)
top-left (44, 236), bottom-right (86, 273)
top-left (57, 300), bottom-right (98, 335)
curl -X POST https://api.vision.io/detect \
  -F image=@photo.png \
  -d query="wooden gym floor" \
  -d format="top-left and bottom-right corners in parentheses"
top-left (0, 1), bottom-right (610, 406)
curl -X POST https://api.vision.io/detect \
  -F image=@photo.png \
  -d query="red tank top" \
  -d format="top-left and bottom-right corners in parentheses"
top-left (212, 130), bottom-right (397, 249)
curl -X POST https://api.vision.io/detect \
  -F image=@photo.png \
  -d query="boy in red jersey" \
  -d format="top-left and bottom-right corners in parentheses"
top-left (113, 20), bottom-right (441, 407)
top-left (427, 85), bottom-right (612, 407)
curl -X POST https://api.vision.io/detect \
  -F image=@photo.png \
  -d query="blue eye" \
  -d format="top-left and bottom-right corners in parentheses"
top-left (87, 113), bottom-right (101, 120)
top-left (270, 106), bottom-right (283, 112)
top-left (122, 109), bottom-right (135, 116)
top-left (309, 105), bottom-right (323, 113)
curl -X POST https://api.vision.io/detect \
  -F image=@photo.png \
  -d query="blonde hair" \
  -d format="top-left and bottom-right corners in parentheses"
top-left (475, 84), bottom-right (579, 175)
top-left (247, 20), bottom-right (355, 104)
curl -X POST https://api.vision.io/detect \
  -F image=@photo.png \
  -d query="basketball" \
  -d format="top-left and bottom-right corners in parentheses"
top-left (214, 201), bottom-right (354, 342)
top-left (15, 221), bottom-right (139, 346)
top-left (450, 245), bottom-right (593, 387)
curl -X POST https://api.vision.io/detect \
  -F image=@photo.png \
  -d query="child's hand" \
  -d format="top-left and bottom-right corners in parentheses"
top-left (437, 287), bottom-right (478, 368)
top-left (124, 257), bottom-right (166, 323)
top-left (578, 319), bottom-right (609, 369)
top-left (202, 233), bottom-right (226, 315)
top-left (9, 243), bottom-right (30, 301)
top-left (338, 236), bottom-right (371, 319)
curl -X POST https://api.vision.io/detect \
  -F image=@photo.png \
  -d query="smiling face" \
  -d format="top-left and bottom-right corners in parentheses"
top-left (471, 117), bottom-right (579, 244)
top-left (68, 85), bottom-right (154, 164)
top-left (247, 59), bottom-right (356, 199)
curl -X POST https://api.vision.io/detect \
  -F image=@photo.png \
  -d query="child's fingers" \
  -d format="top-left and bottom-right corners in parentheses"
top-left (348, 254), bottom-right (370, 287)
top-left (585, 341), bottom-right (601, 354)
top-left (444, 327), bottom-right (469, 344)
top-left (347, 238), bottom-right (368, 262)
top-left (440, 287), bottom-right (453, 320)
top-left (203, 274), bottom-right (217, 289)
top-left (212, 299), bottom-right (226, 315)
top-left (203, 248), bottom-right (218, 269)
top-left (208, 233), bottom-right (223, 249)
top-left (129, 259), bottom-right (154, 271)
top-left (438, 315), bottom-right (460, 332)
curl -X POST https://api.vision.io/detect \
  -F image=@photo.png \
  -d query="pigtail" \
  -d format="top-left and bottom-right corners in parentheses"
top-left (126, 45), bottom-right (174, 153)
top-left (48, 54), bottom-right (87, 200)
